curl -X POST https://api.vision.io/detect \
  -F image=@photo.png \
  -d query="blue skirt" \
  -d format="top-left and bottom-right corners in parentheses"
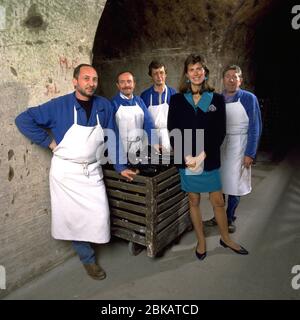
top-left (179, 168), bottom-right (222, 193)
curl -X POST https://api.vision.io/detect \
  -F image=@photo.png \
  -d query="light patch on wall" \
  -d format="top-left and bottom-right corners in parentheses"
top-left (0, 265), bottom-right (5, 290)
top-left (0, 6), bottom-right (6, 31)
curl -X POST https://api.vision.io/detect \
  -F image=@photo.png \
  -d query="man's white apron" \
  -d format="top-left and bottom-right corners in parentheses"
top-left (221, 99), bottom-right (251, 196)
top-left (115, 104), bottom-right (145, 155)
top-left (148, 89), bottom-right (171, 151)
top-left (49, 107), bottom-right (110, 243)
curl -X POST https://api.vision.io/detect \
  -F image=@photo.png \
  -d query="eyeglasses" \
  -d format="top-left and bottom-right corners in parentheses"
top-left (224, 72), bottom-right (242, 80)
top-left (224, 75), bottom-right (240, 81)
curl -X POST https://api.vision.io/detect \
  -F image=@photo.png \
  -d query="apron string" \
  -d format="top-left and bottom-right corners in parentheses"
top-left (150, 86), bottom-right (168, 106)
top-left (74, 105), bottom-right (100, 126)
top-left (164, 87), bottom-right (168, 104)
top-left (73, 106), bottom-right (78, 124)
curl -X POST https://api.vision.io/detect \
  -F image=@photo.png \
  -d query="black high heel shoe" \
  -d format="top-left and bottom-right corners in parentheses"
top-left (195, 242), bottom-right (207, 260)
top-left (219, 239), bottom-right (249, 255)
top-left (195, 250), bottom-right (207, 260)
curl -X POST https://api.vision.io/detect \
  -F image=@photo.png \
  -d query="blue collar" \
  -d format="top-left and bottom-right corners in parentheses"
top-left (72, 92), bottom-right (105, 111)
top-left (222, 89), bottom-right (242, 103)
top-left (151, 85), bottom-right (167, 94)
top-left (184, 91), bottom-right (213, 112)
top-left (113, 93), bottom-right (137, 106)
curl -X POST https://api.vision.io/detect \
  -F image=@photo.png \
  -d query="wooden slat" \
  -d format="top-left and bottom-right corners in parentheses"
top-left (155, 213), bottom-right (192, 251)
top-left (156, 205), bottom-right (190, 233)
top-left (105, 179), bottom-right (147, 194)
top-left (109, 199), bottom-right (147, 214)
top-left (103, 169), bottom-right (147, 184)
top-left (153, 166), bottom-right (178, 184)
top-left (146, 215), bottom-right (190, 257)
top-left (107, 189), bottom-right (146, 204)
top-left (144, 178), bottom-right (156, 258)
top-left (157, 197), bottom-right (189, 222)
top-left (111, 208), bottom-right (146, 224)
top-left (157, 173), bottom-right (180, 192)
top-left (112, 227), bottom-right (146, 246)
top-left (157, 192), bottom-right (185, 213)
top-left (157, 184), bottom-right (182, 203)
top-left (112, 218), bottom-right (146, 234)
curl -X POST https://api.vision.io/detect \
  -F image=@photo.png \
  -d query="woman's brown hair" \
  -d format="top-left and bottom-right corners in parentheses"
top-left (178, 54), bottom-right (215, 94)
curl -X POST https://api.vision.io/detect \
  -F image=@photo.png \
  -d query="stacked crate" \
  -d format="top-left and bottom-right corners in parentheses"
top-left (103, 166), bottom-right (191, 257)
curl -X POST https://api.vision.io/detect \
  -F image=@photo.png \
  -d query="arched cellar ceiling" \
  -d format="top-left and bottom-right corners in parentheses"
top-left (93, 0), bottom-right (282, 60)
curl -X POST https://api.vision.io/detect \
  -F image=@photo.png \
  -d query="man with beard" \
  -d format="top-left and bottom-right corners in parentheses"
top-left (15, 64), bottom-right (135, 280)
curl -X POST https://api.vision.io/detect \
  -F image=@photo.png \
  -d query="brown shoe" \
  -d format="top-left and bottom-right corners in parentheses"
top-left (83, 263), bottom-right (106, 280)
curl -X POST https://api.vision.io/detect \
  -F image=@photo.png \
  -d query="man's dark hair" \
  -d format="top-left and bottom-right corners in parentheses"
top-left (148, 60), bottom-right (167, 76)
top-left (116, 71), bottom-right (135, 83)
top-left (222, 65), bottom-right (242, 78)
top-left (73, 64), bottom-right (95, 79)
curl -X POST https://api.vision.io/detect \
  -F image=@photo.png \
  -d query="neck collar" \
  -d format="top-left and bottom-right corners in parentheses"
top-left (119, 92), bottom-right (133, 100)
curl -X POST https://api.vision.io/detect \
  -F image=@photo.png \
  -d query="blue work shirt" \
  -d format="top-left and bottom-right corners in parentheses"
top-left (141, 85), bottom-right (176, 107)
top-left (15, 92), bottom-right (127, 172)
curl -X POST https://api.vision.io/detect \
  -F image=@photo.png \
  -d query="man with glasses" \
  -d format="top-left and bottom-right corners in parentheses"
top-left (205, 65), bottom-right (262, 233)
top-left (141, 60), bottom-right (176, 152)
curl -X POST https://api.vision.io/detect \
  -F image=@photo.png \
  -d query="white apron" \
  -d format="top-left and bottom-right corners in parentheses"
top-left (148, 89), bottom-right (171, 151)
top-left (221, 98), bottom-right (251, 196)
top-left (49, 107), bottom-right (110, 243)
top-left (115, 104), bottom-right (145, 155)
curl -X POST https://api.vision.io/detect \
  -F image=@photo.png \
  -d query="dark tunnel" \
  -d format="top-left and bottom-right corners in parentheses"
top-left (92, 0), bottom-right (300, 160)
top-left (253, 0), bottom-right (300, 160)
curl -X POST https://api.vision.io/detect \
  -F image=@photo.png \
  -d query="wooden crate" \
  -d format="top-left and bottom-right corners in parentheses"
top-left (103, 166), bottom-right (191, 257)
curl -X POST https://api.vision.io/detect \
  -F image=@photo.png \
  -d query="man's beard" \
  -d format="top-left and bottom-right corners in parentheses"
top-left (78, 86), bottom-right (96, 98)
